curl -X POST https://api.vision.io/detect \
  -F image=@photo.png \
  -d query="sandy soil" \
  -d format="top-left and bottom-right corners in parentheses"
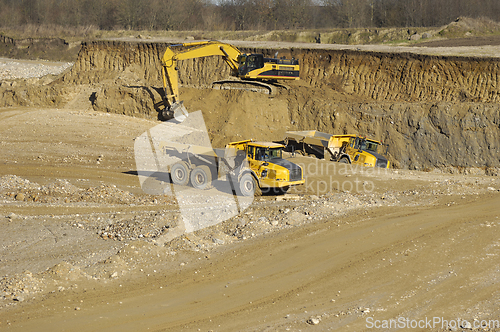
top-left (0, 106), bottom-right (499, 332)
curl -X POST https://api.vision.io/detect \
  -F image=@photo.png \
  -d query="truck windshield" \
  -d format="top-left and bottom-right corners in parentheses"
top-left (359, 140), bottom-right (380, 153)
top-left (255, 147), bottom-right (282, 161)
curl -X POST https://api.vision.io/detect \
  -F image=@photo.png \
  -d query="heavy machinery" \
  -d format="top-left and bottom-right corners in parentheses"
top-left (284, 130), bottom-right (390, 168)
top-left (164, 139), bottom-right (304, 196)
top-left (160, 40), bottom-right (300, 120)
top-left (226, 140), bottom-right (304, 195)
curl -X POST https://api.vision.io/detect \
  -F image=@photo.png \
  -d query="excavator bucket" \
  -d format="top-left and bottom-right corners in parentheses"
top-left (162, 101), bottom-right (189, 122)
top-left (172, 102), bottom-right (189, 122)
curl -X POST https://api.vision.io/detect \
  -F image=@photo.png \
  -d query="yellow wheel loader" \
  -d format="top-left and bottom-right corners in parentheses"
top-left (160, 41), bottom-right (300, 120)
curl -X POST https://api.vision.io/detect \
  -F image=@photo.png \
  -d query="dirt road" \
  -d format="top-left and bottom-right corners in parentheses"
top-left (0, 107), bottom-right (499, 332)
top-left (6, 194), bottom-right (500, 332)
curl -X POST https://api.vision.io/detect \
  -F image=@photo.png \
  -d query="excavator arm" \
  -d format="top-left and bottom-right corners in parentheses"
top-left (160, 41), bottom-right (242, 120)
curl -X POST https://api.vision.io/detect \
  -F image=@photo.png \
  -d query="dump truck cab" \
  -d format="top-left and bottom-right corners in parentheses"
top-left (345, 136), bottom-right (389, 168)
top-left (226, 140), bottom-right (305, 194)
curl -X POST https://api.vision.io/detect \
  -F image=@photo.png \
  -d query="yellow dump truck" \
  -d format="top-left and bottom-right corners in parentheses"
top-left (284, 130), bottom-right (390, 168)
top-left (164, 139), bottom-right (304, 196)
top-left (226, 140), bottom-right (305, 195)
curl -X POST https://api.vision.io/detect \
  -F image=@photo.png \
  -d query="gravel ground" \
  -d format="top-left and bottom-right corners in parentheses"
top-left (0, 58), bottom-right (73, 80)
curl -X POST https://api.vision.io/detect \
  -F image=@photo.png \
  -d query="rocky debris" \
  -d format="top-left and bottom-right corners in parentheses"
top-left (45, 262), bottom-right (88, 282)
top-left (212, 237), bottom-right (225, 245)
top-left (0, 175), bottom-right (41, 191)
top-left (0, 175), bottom-right (176, 206)
top-left (1, 271), bottom-right (47, 304)
top-left (284, 210), bottom-right (309, 226)
top-left (14, 193), bottom-right (25, 201)
top-left (6, 212), bottom-right (18, 220)
top-left (90, 211), bottom-right (177, 241)
top-left (0, 60), bottom-right (72, 81)
top-left (410, 33), bottom-right (421, 41)
top-left (306, 316), bottom-right (321, 325)
top-left (422, 32), bottom-right (432, 39)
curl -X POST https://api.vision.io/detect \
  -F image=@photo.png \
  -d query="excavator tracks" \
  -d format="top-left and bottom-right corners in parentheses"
top-left (212, 79), bottom-right (282, 96)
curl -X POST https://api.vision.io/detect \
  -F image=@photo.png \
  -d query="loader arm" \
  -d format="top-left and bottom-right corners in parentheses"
top-left (161, 41), bottom-right (242, 109)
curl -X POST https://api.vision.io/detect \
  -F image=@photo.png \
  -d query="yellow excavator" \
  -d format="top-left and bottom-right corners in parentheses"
top-left (160, 40), bottom-right (300, 120)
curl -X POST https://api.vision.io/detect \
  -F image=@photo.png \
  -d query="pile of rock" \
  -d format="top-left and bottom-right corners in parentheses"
top-left (0, 59), bottom-right (72, 80)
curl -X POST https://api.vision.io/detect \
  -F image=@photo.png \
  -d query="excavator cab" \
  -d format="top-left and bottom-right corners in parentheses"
top-left (238, 54), bottom-right (265, 77)
top-left (238, 53), bottom-right (299, 81)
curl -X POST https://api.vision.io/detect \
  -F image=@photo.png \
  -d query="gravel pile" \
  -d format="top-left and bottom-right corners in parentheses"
top-left (81, 210), bottom-right (178, 241)
top-left (1, 271), bottom-right (47, 304)
top-left (0, 59), bottom-right (73, 80)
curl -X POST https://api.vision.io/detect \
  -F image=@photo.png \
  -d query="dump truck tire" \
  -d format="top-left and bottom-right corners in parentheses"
top-left (190, 165), bottom-right (212, 190)
top-left (170, 161), bottom-right (190, 186)
top-left (239, 173), bottom-right (261, 197)
top-left (339, 157), bottom-right (350, 164)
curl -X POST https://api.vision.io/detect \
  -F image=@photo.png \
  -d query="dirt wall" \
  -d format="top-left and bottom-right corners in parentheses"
top-left (287, 100), bottom-right (500, 170)
top-left (178, 86), bottom-right (499, 171)
top-left (2, 40), bottom-right (499, 170)
top-left (65, 41), bottom-right (500, 104)
top-left (300, 50), bottom-right (500, 103)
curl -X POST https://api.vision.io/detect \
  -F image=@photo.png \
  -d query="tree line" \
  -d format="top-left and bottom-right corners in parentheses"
top-left (1, 0), bottom-right (499, 31)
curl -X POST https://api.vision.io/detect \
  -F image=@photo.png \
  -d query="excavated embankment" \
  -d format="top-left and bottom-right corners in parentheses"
top-left (65, 40), bottom-right (500, 103)
top-left (2, 40), bottom-right (500, 170)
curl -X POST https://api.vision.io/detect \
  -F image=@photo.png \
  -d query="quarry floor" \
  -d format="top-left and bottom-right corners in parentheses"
top-left (0, 107), bottom-right (499, 332)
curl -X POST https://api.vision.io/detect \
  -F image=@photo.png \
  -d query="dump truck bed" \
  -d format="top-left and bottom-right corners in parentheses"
top-left (285, 130), bottom-right (332, 148)
top-left (285, 131), bottom-right (354, 149)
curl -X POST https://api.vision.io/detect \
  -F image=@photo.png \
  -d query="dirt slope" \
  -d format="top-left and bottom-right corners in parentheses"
top-left (65, 40), bottom-right (500, 104)
top-left (3, 40), bottom-right (492, 170)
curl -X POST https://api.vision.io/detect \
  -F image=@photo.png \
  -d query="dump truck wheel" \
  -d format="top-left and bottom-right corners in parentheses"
top-left (339, 157), bottom-right (350, 164)
top-left (170, 161), bottom-right (190, 186)
top-left (239, 173), bottom-right (261, 197)
top-left (190, 165), bottom-right (212, 190)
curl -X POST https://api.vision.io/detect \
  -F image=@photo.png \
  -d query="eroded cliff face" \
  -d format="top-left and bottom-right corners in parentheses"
top-left (284, 100), bottom-right (500, 170)
top-left (299, 50), bottom-right (500, 103)
top-left (1, 40), bottom-right (499, 170)
top-left (67, 41), bottom-right (500, 103)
